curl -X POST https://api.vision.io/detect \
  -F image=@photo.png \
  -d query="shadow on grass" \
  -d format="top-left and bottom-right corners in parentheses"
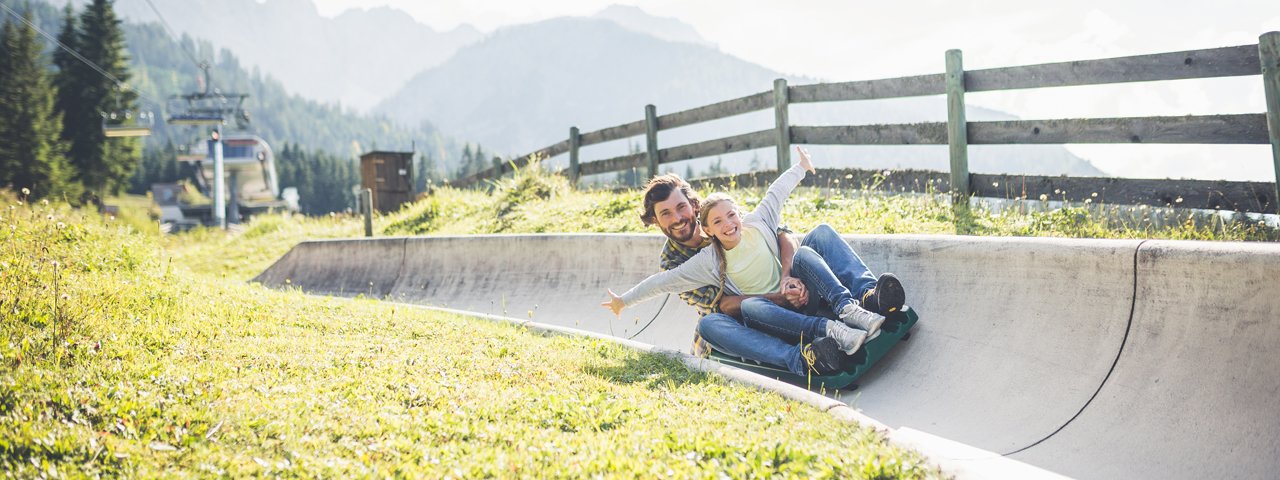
top-left (581, 349), bottom-right (715, 390)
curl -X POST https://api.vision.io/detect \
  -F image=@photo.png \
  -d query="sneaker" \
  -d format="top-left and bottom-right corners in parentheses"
top-left (861, 273), bottom-right (906, 315)
top-left (801, 337), bottom-right (845, 375)
top-left (825, 321), bottom-right (868, 355)
top-left (839, 302), bottom-right (885, 338)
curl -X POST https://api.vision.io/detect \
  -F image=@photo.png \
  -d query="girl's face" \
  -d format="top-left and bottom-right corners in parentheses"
top-left (703, 202), bottom-right (744, 248)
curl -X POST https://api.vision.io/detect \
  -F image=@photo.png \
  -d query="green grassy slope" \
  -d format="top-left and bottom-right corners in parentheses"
top-left (1, 190), bottom-right (937, 477)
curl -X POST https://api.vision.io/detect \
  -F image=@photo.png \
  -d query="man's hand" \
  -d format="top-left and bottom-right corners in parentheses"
top-left (781, 276), bottom-right (809, 309)
top-left (796, 146), bottom-right (816, 174)
top-left (601, 289), bottom-right (625, 317)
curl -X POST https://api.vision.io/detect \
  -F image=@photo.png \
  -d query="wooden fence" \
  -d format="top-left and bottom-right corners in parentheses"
top-left (455, 32), bottom-right (1280, 215)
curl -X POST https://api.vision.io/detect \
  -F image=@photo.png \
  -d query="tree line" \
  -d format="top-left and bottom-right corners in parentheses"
top-left (0, 0), bottom-right (135, 202)
top-left (3, 0), bottom-right (506, 214)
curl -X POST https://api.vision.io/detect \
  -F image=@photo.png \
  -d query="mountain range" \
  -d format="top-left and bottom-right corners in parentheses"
top-left (111, 0), bottom-right (1104, 177)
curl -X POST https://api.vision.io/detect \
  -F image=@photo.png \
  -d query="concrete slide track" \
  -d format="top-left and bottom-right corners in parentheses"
top-left (253, 234), bottom-right (1280, 479)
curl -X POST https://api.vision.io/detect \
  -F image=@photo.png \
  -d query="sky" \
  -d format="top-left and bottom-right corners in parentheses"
top-left (307, 0), bottom-right (1280, 181)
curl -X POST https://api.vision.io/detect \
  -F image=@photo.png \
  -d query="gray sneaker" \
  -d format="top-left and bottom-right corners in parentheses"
top-left (839, 302), bottom-right (885, 338)
top-left (825, 321), bottom-right (868, 355)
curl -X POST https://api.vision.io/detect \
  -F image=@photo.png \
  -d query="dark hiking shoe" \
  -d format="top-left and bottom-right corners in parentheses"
top-left (862, 273), bottom-right (906, 315)
top-left (802, 336), bottom-right (845, 375)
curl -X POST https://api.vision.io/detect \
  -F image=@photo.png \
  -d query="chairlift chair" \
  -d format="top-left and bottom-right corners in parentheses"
top-left (102, 110), bottom-right (155, 137)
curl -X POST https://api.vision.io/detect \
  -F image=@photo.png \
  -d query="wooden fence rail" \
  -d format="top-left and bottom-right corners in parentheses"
top-left (454, 32), bottom-right (1280, 215)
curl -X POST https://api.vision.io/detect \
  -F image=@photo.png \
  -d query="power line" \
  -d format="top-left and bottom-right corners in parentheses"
top-left (0, 2), bottom-right (164, 108)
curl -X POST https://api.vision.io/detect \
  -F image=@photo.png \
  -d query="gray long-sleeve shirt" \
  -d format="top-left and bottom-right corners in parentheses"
top-left (619, 163), bottom-right (808, 307)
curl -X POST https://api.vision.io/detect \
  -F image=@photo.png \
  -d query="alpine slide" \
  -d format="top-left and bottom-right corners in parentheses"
top-left (254, 233), bottom-right (1280, 479)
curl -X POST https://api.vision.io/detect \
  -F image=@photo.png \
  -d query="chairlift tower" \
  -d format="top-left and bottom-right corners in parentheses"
top-left (166, 63), bottom-right (253, 229)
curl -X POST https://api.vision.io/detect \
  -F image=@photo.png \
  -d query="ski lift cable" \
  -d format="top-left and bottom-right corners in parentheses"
top-left (0, 2), bottom-right (165, 109)
top-left (141, 0), bottom-right (204, 71)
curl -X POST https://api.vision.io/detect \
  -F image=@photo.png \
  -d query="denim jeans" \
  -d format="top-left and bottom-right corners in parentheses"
top-left (697, 224), bottom-right (878, 375)
top-left (697, 312), bottom-right (815, 375)
top-left (791, 223), bottom-right (877, 318)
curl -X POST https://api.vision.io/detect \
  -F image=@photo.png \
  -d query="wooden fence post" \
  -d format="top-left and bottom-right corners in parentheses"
top-left (645, 104), bottom-right (660, 179)
top-left (568, 126), bottom-right (581, 188)
top-left (1259, 32), bottom-right (1280, 214)
top-left (362, 188), bottom-right (373, 237)
top-left (774, 78), bottom-right (791, 171)
top-left (945, 49), bottom-right (971, 220)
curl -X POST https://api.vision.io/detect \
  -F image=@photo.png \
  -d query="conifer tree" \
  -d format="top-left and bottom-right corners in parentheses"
top-left (51, 4), bottom-right (79, 138)
top-left (458, 144), bottom-right (473, 178)
top-left (0, 13), bottom-right (78, 200)
top-left (54, 0), bottom-right (138, 196)
top-left (472, 145), bottom-right (486, 176)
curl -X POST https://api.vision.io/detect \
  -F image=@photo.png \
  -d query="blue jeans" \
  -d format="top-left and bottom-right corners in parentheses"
top-left (697, 224), bottom-right (878, 375)
top-left (791, 224), bottom-right (877, 318)
top-left (697, 312), bottom-right (822, 376)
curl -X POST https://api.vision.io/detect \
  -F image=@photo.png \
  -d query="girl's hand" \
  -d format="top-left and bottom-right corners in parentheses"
top-left (600, 289), bottom-right (625, 317)
top-left (796, 146), bottom-right (816, 174)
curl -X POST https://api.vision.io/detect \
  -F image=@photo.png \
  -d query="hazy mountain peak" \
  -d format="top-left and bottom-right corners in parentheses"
top-left (592, 4), bottom-right (716, 49)
top-left (111, 0), bottom-right (482, 111)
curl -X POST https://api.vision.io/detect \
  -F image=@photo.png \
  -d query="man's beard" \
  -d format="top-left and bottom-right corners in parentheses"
top-left (662, 218), bottom-right (696, 243)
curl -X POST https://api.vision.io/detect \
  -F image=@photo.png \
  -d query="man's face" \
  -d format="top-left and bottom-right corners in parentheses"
top-left (653, 189), bottom-right (698, 244)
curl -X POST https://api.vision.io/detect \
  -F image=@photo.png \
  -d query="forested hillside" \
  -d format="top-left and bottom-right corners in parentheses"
top-left (2, 0), bottom-right (476, 214)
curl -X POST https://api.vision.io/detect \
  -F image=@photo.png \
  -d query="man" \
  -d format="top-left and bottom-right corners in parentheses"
top-left (635, 172), bottom-right (904, 376)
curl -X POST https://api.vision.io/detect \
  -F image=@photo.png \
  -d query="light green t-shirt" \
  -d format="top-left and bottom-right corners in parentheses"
top-left (724, 226), bottom-right (781, 295)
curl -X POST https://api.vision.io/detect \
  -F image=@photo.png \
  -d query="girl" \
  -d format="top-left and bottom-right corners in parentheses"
top-left (603, 149), bottom-right (889, 367)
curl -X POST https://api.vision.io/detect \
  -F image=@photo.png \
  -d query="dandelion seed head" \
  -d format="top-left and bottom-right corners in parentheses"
top-left (56, 222), bottom-right (65, 229)
top-left (20, 188), bottom-right (29, 196)
top-left (1085, 198), bottom-right (1092, 204)
top-left (41, 199), bottom-right (48, 206)
top-left (992, 182), bottom-right (999, 187)
top-left (1039, 194), bottom-right (1048, 201)
top-left (47, 215), bottom-right (54, 221)
top-left (1091, 192), bottom-right (1098, 198)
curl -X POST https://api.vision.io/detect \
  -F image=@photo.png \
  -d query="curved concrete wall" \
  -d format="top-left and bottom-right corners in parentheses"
top-left (254, 233), bottom-right (1280, 479)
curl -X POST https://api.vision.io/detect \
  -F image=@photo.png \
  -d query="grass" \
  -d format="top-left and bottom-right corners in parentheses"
top-left (376, 167), bottom-right (1277, 241)
top-left (8, 164), bottom-right (1272, 477)
top-left (1, 190), bottom-right (938, 478)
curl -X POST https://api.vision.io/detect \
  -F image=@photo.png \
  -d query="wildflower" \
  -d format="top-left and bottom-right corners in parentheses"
top-left (1175, 197), bottom-right (1183, 203)
top-left (56, 222), bottom-right (65, 229)
top-left (1091, 192), bottom-right (1098, 198)
top-left (882, 170), bottom-right (891, 176)
top-left (1085, 199), bottom-right (1092, 204)
top-left (41, 199), bottom-right (48, 206)
top-left (47, 215), bottom-right (54, 221)
top-left (992, 182), bottom-right (999, 187)
top-left (20, 188), bottom-right (29, 196)
top-left (1039, 194), bottom-right (1048, 202)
